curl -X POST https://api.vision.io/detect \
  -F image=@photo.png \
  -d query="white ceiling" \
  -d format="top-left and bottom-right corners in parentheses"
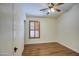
top-left (23, 3), bottom-right (76, 17)
top-left (0, 3), bottom-right (76, 18)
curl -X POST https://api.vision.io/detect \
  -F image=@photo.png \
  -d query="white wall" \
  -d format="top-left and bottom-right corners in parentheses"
top-left (25, 16), bottom-right (57, 44)
top-left (57, 4), bottom-right (79, 53)
top-left (0, 4), bottom-right (13, 55)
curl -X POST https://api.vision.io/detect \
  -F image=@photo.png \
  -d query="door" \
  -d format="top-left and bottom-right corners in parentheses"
top-left (0, 3), bottom-right (25, 56)
top-left (0, 3), bottom-right (13, 56)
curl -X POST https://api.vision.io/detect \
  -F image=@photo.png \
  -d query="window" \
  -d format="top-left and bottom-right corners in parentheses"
top-left (29, 21), bottom-right (40, 39)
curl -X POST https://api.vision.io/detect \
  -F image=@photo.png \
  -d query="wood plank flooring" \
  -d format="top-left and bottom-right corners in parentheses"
top-left (22, 42), bottom-right (79, 56)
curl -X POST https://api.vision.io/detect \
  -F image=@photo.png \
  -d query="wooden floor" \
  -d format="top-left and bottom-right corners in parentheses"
top-left (22, 42), bottom-right (79, 56)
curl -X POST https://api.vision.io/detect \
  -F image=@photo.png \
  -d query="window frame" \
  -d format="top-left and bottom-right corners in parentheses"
top-left (29, 20), bottom-right (40, 39)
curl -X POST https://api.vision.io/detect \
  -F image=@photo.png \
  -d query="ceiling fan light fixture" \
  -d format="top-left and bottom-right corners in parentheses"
top-left (51, 8), bottom-right (55, 12)
top-left (48, 9), bottom-right (51, 13)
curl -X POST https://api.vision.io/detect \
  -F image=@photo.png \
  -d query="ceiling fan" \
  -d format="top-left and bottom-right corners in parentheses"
top-left (40, 3), bottom-right (64, 15)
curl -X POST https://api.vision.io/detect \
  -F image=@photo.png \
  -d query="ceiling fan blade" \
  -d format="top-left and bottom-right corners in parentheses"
top-left (57, 3), bottom-right (64, 5)
top-left (40, 8), bottom-right (48, 11)
top-left (55, 9), bottom-right (61, 12)
top-left (50, 3), bottom-right (54, 6)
